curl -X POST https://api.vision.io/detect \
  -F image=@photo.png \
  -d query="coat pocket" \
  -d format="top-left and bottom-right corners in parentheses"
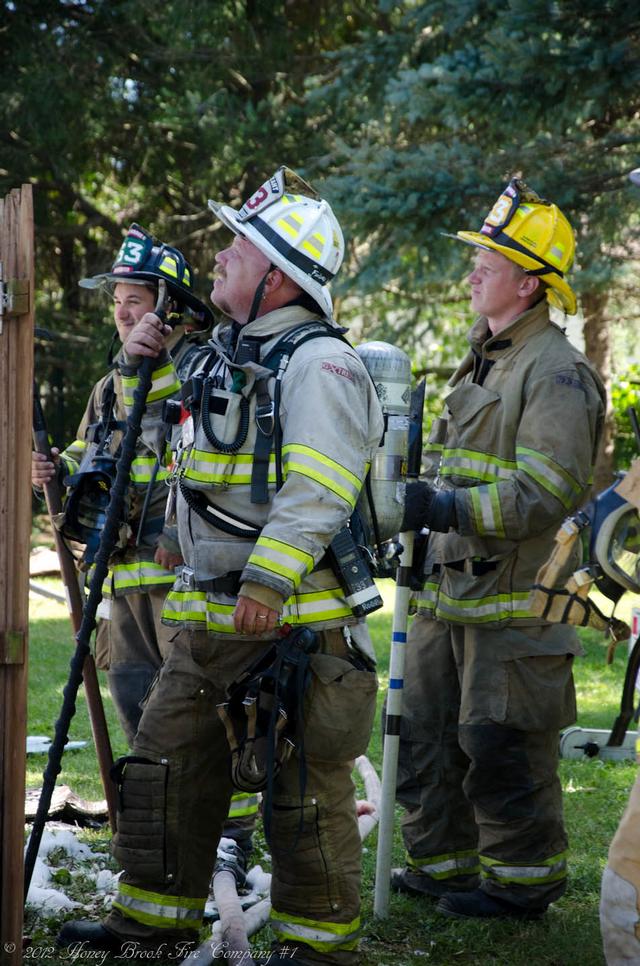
top-left (445, 383), bottom-right (501, 428)
top-left (502, 653), bottom-right (576, 732)
top-left (302, 654), bottom-right (378, 762)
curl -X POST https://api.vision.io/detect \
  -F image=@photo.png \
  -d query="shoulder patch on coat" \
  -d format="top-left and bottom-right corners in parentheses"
top-left (321, 360), bottom-right (354, 381)
top-left (555, 373), bottom-right (585, 392)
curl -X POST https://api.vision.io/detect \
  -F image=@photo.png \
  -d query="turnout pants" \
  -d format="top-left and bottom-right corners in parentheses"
top-left (95, 589), bottom-right (174, 745)
top-left (104, 626), bottom-right (377, 965)
top-left (396, 615), bottom-right (577, 909)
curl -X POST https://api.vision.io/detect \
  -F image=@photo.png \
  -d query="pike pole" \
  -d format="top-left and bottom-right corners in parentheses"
top-left (24, 282), bottom-right (168, 900)
top-left (374, 379), bottom-right (425, 918)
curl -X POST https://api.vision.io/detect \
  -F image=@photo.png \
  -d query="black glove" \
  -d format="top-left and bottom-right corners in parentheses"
top-left (401, 481), bottom-right (457, 533)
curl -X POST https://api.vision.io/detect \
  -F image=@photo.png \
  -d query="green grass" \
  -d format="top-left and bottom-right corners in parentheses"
top-left (23, 579), bottom-right (640, 964)
top-left (27, 583), bottom-right (130, 797)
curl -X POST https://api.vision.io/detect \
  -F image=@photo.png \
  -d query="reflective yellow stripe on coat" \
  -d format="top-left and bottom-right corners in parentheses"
top-left (435, 588), bottom-right (533, 624)
top-left (440, 447), bottom-right (516, 484)
top-left (282, 443), bottom-right (363, 510)
top-left (162, 586), bottom-right (352, 631)
top-left (121, 362), bottom-right (180, 407)
top-left (228, 792), bottom-right (260, 819)
top-left (182, 450), bottom-right (277, 487)
top-left (248, 536), bottom-right (315, 589)
top-left (111, 560), bottom-right (176, 594)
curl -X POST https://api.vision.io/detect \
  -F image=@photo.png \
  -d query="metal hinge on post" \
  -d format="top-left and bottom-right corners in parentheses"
top-left (0, 260), bottom-right (30, 334)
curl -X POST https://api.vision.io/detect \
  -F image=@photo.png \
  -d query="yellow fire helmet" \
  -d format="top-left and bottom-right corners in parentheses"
top-left (452, 178), bottom-right (577, 315)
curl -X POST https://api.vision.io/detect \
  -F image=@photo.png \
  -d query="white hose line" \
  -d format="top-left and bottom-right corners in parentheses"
top-left (209, 870), bottom-right (254, 962)
top-left (209, 895), bottom-right (273, 948)
top-left (183, 758), bottom-right (382, 964)
top-left (355, 754), bottom-right (382, 841)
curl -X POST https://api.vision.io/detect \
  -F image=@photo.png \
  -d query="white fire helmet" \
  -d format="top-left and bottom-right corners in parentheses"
top-left (208, 167), bottom-right (344, 320)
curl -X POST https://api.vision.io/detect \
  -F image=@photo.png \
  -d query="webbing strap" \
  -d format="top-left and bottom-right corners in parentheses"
top-left (251, 376), bottom-right (275, 505)
top-left (249, 322), bottom-right (350, 505)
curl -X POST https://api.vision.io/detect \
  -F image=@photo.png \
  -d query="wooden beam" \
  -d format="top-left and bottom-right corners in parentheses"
top-left (0, 185), bottom-right (34, 966)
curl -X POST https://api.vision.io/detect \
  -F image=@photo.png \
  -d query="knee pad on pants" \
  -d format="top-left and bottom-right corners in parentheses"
top-left (460, 723), bottom-right (534, 821)
top-left (111, 755), bottom-right (175, 884)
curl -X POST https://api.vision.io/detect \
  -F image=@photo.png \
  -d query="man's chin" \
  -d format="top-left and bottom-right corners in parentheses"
top-left (210, 294), bottom-right (234, 320)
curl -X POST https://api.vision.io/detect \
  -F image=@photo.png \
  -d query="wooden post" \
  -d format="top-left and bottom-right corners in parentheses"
top-left (0, 185), bottom-right (34, 966)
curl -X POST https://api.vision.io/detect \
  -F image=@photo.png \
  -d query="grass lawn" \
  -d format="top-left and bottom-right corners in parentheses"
top-left (23, 579), bottom-right (640, 965)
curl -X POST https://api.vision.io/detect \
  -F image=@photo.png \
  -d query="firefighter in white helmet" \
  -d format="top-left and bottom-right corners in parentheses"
top-left (58, 168), bottom-right (384, 966)
top-left (393, 179), bottom-right (605, 919)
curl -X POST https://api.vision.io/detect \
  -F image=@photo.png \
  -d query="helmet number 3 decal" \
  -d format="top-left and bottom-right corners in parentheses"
top-left (118, 238), bottom-right (147, 265)
top-left (238, 170), bottom-right (285, 221)
top-left (485, 194), bottom-right (512, 227)
top-left (245, 186), bottom-right (269, 211)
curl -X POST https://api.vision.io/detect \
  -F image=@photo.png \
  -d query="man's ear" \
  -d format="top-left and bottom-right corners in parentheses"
top-left (266, 266), bottom-right (300, 300)
top-left (518, 274), bottom-right (541, 299)
top-left (265, 267), bottom-right (285, 293)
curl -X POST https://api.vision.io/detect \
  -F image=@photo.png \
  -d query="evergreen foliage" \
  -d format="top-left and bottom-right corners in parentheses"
top-left (2, 1), bottom-right (640, 470)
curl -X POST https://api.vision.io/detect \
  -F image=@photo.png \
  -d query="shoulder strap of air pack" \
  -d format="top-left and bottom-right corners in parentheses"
top-left (250, 321), bottom-right (351, 505)
top-left (85, 372), bottom-right (124, 451)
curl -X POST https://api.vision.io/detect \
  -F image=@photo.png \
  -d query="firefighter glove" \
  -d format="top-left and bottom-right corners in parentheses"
top-left (401, 482), bottom-right (457, 533)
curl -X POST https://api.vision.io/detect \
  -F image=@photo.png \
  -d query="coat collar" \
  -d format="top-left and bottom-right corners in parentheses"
top-left (211, 305), bottom-right (339, 347)
top-left (468, 298), bottom-right (551, 354)
top-left (450, 299), bottom-right (554, 386)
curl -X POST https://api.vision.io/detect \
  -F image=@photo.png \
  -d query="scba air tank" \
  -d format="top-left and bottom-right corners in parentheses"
top-left (355, 341), bottom-right (412, 543)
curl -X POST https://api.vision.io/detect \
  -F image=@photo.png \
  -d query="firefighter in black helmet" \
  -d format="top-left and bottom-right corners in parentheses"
top-left (32, 225), bottom-right (213, 743)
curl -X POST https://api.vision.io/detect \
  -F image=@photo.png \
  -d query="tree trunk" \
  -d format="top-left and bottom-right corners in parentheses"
top-left (582, 290), bottom-right (614, 493)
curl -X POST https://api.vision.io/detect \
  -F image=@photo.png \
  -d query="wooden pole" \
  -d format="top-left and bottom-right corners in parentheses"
top-left (0, 185), bottom-right (34, 966)
top-left (32, 392), bottom-right (117, 830)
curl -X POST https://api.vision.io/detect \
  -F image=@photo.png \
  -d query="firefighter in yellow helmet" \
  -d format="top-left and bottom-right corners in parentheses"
top-left (392, 179), bottom-right (606, 919)
top-left (456, 177), bottom-right (577, 315)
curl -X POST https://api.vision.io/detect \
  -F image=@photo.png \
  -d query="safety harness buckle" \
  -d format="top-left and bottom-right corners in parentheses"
top-left (255, 400), bottom-right (275, 437)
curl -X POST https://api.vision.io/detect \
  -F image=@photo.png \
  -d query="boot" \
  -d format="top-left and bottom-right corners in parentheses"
top-left (57, 921), bottom-right (122, 952)
top-left (436, 887), bottom-right (546, 920)
top-left (391, 866), bottom-right (478, 899)
top-left (57, 920), bottom-right (197, 958)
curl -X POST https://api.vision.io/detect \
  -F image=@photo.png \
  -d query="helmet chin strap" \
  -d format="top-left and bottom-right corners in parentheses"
top-left (107, 328), bottom-right (120, 367)
top-left (246, 263), bottom-right (274, 325)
